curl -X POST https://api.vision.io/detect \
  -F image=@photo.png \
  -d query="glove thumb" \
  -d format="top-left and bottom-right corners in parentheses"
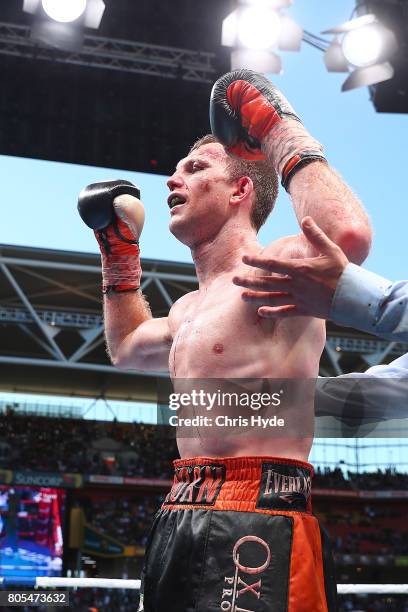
top-left (113, 194), bottom-right (145, 240)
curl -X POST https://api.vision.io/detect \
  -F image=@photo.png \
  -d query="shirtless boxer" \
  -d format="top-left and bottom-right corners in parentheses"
top-left (79, 71), bottom-right (371, 611)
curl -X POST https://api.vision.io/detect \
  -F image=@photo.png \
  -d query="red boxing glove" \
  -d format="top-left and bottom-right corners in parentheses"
top-left (210, 70), bottom-right (326, 190)
top-left (225, 79), bottom-right (293, 160)
top-left (210, 69), bottom-right (299, 161)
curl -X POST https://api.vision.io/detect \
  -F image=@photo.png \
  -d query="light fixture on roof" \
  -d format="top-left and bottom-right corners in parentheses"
top-left (23, 0), bottom-right (105, 50)
top-left (237, 6), bottom-right (281, 50)
top-left (41, 0), bottom-right (87, 24)
top-left (221, 0), bottom-right (303, 74)
top-left (323, 13), bottom-right (398, 91)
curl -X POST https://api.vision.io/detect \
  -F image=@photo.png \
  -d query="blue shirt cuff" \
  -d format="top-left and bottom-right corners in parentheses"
top-left (330, 263), bottom-right (392, 332)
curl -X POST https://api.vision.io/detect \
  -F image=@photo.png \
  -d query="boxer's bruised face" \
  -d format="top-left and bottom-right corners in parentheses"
top-left (167, 143), bottom-right (239, 247)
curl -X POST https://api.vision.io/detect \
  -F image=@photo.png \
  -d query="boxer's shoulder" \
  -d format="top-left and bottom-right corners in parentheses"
top-left (262, 234), bottom-right (306, 260)
top-left (168, 290), bottom-right (199, 329)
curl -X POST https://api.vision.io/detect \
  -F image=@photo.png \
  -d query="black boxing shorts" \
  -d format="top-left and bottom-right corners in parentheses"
top-left (138, 456), bottom-right (337, 612)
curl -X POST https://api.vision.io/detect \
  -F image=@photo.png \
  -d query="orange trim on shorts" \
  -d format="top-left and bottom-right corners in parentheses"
top-left (165, 455), bottom-right (314, 513)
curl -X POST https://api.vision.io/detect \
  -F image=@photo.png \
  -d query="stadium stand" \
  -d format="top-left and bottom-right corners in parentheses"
top-left (1, 409), bottom-right (408, 610)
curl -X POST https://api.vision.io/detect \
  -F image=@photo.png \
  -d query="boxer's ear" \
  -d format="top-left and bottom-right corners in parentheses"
top-left (229, 176), bottom-right (254, 207)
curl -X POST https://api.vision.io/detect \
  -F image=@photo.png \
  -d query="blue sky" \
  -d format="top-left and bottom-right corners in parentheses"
top-left (0, 0), bottom-right (407, 280)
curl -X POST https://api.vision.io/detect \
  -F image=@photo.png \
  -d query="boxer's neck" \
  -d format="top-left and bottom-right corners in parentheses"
top-left (191, 225), bottom-right (258, 287)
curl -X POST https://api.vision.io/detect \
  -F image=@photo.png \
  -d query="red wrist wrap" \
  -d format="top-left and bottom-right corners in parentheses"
top-left (223, 75), bottom-right (327, 191)
top-left (95, 217), bottom-right (141, 293)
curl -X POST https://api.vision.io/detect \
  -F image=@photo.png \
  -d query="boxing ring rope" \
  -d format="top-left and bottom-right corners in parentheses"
top-left (0, 577), bottom-right (140, 589)
top-left (37, 577), bottom-right (141, 589)
top-left (337, 584), bottom-right (408, 595)
top-left (0, 577), bottom-right (407, 594)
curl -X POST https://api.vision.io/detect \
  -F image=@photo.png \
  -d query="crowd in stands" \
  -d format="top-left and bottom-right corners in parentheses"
top-left (339, 595), bottom-right (408, 611)
top-left (69, 588), bottom-right (141, 611)
top-left (70, 491), bottom-right (408, 555)
top-left (349, 469), bottom-right (408, 491)
top-left (0, 410), bottom-right (177, 478)
top-left (2, 411), bottom-right (408, 491)
top-left (313, 466), bottom-right (408, 490)
top-left (77, 493), bottom-right (163, 548)
top-left (335, 529), bottom-right (408, 555)
top-left (2, 410), bottom-right (408, 562)
top-left (315, 501), bottom-right (408, 556)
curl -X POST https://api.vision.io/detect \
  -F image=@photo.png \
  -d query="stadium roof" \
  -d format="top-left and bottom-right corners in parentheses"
top-left (1, 243), bottom-right (407, 400)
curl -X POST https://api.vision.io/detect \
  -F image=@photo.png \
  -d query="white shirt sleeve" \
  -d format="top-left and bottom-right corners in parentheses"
top-left (316, 353), bottom-right (408, 423)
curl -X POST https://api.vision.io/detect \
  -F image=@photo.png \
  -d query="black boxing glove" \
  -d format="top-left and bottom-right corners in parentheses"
top-left (78, 179), bottom-right (140, 230)
top-left (210, 69), bottom-right (326, 190)
top-left (78, 180), bottom-right (144, 293)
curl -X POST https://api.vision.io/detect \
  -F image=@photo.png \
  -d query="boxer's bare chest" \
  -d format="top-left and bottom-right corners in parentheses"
top-left (167, 256), bottom-right (325, 460)
top-left (168, 274), bottom-right (312, 379)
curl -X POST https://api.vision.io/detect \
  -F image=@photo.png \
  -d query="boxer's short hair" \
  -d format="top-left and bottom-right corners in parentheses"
top-left (189, 134), bottom-right (278, 232)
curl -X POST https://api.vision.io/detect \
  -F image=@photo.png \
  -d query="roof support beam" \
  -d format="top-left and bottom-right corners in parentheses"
top-left (0, 21), bottom-right (216, 84)
top-left (1, 263), bottom-right (66, 361)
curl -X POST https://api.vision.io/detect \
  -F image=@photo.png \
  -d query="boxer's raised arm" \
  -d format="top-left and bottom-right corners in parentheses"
top-left (103, 293), bottom-right (171, 371)
top-left (78, 180), bottom-right (171, 373)
top-left (210, 70), bottom-right (371, 264)
top-left (284, 158), bottom-right (371, 264)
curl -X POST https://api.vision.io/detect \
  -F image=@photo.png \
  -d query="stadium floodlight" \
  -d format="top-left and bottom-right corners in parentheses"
top-left (222, 0), bottom-right (303, 73)
top-left (323, 37), bottom-right (349, 73)
top-left (23, 0), bottom-right (105, 50)
top-left (322, 13), bottom-right (377, 35)
top-left (23, 0), bottom-right (40, 13)
top-left (341, 62), bottom-right (394, 93)
top-left (239, 0), bottom-right (292, 9)
top-left (323, 13), bottom-right (398, 92)
top-left (83, 0), bottom-right (106, 29)
top-left (342, 23), bottom-right (391, 68)
top-left (41, 0), bottom-right (87, 23)
top-left (24, 0), bottom-right (106, 27)
top-left (278, 15), bottom-right (303, 52)
top-left (237, 6), bottom-right (281, 50)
